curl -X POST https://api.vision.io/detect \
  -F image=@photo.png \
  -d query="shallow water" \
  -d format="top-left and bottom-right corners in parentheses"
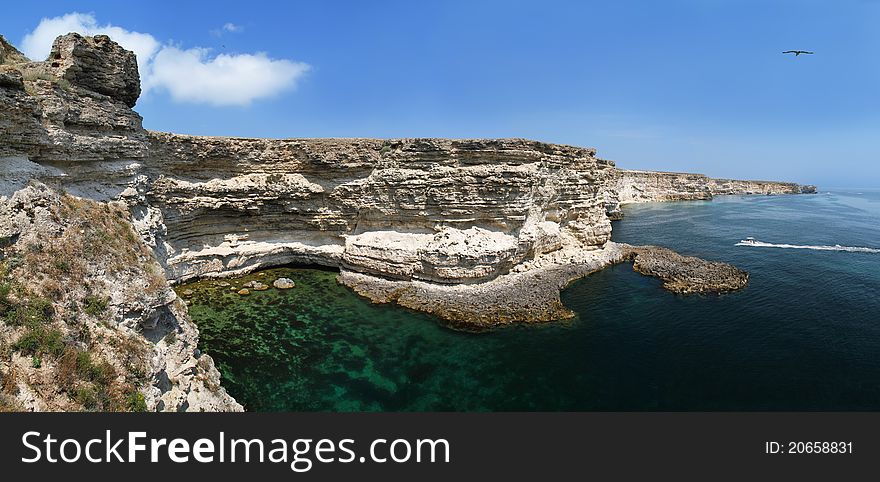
top-left (178, 189), bottom-right (880, 411)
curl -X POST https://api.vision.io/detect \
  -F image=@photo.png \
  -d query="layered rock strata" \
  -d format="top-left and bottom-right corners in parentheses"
top-left (143, 135), bottom-right (615, 284)
top-left (604, 169), bottom-right (816, 219)
top-left (340, 241), bottom-right (627, 330)
top-left (707, 178), bottom-right (817, 196)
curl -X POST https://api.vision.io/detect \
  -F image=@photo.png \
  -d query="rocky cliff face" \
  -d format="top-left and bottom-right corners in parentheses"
top-left (604, 169), bottom-right (816, 219)
top-left (604, 170), bottom-right (711, 219)
top-left (143, 135), bottom-right (615, 284)
top-left (1, 34), bottom-right (237, 412)
top-left (707, 178), bottom-right (817, 196)
top-left (1, 33), bottom-right (147, 164)
top-left (48, 33), bottom-right (141, 108)
top-left (0, 186), bottom-right (240, 412)
top-left (3, 41), bottom-right (617, 286)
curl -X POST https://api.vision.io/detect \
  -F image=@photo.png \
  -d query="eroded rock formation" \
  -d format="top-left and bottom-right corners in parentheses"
top-left (707, 178), bottom-right (817, 196)
top-left (0, 184), bottom-right (240, 412)
top-left (1, 34), bottom-right (236, 412)
top-left (143, 135), bottom-right (614, 284)
top-left (604, 169), bottom-right (816, 219)
top-left (49, 33), bottom-right (141, 108)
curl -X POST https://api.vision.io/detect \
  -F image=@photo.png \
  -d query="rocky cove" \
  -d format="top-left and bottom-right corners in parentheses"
top-left (0, 33), bottom-right (815, 411)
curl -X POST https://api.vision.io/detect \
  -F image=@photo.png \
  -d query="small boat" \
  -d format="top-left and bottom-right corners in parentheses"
top-left (740, 237), bottom-right (758, 245)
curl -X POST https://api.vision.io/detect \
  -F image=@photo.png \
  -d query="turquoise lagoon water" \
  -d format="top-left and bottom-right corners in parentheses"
top-left (178, 189), bottom-right (880, 411)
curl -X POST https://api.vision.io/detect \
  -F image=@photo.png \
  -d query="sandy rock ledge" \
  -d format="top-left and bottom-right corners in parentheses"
top-left (340, 242), bottom-right (750, 329)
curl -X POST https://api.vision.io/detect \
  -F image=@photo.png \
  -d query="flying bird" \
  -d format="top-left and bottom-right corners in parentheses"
top-left (782, 50), bottom-right (814, 56)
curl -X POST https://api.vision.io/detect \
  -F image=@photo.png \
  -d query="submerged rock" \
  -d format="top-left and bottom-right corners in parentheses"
top-left (243, 280), bottom-right (269, 291)
top-left (273, 278), bottom-right (295, 289)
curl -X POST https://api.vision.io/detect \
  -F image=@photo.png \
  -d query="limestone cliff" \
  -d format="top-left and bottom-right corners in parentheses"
top-left (604, 169), bottom-right (816, 219)
top-left (0, 185), bottom-right (240, 412)
top-left (707, 178), bottom-right (817, 196)
top-left (1, 33), bottom-right (237, 412)
top-left (142, 135), bottom-right (614, 284)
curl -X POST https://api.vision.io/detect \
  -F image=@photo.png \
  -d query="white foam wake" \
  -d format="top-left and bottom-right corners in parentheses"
top-left (736, 240), bottom-right (880, 253)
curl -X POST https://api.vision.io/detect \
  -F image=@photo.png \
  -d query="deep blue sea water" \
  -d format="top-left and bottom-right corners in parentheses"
top-left (178, 189), bottom-right (880, 411)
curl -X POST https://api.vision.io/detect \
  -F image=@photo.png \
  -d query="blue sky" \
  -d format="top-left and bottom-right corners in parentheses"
top-left (2, 1), bottom-right (879, 187)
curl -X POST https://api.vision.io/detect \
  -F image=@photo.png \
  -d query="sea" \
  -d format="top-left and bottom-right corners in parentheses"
top-left (177, 189), bottom-right (880, 411)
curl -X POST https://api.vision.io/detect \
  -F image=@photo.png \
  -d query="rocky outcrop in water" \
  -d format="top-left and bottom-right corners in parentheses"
top-left (340, 241), bottom-right (627, 329)
top-left (340, 242), bottom-right (752, 329)
top-left (622, 245), bottom-right (749, 294)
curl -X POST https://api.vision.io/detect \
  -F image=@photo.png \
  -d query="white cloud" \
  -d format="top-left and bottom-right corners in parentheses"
top-left (19, 12), bottom-right (309, 106)
top-left (146, 47), bottom-right (309, 106)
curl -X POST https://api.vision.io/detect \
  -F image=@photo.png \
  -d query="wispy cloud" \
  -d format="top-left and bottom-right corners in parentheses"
top-left (223, 22), bottom-right (243, 33)
top-left (20, 12), bottom-right (309, 106)
top-left (211, 22), bottom-right (245, 37)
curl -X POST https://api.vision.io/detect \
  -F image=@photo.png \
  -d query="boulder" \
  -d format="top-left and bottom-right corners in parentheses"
top-left (273, 278), bottom-right (295, 289)
top-left (48, 33), bottom-right (141, 107)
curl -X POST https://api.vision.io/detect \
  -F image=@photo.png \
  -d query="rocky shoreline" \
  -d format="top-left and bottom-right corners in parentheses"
top-left (339, 242), bottom-right (626, 330)
top-left (338, 241), bottom-right (750, 329)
